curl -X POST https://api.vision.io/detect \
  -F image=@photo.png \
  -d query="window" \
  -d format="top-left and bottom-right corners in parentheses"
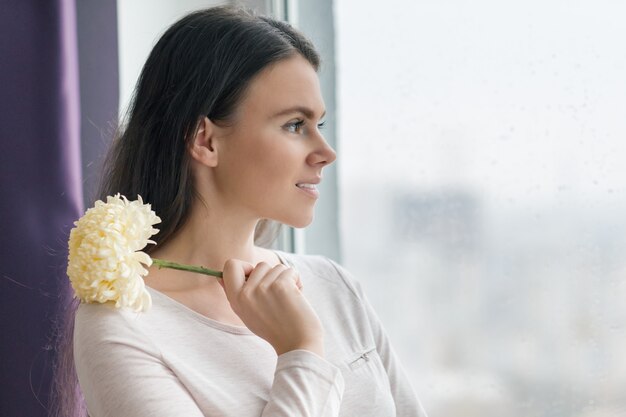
top-left (336, 1), bottom-right (626, 415)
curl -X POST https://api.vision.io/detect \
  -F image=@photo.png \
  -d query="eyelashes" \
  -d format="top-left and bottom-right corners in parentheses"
top-left (285, 119), bottom-right (326, 134)
top-left (287, 120), bottom-right (305, 133)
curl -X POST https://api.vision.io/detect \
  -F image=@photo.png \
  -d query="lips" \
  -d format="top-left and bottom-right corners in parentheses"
top-left (296, 183), bottom-right (320, 198)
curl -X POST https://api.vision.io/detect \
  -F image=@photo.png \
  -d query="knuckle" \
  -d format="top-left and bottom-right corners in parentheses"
top-left (270, 275), bottom-right (291, 291)
top-left (282, 268), bottom-right (298, 280)
top-left (239, 286), bottom-right (254, 300)
top-left (257, 281), bottom-right (271, 293)
top-left (223, 259), bottom-right (238, 273)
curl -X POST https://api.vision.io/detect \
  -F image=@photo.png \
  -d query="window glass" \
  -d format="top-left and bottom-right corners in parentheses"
top-left (336, 1), bottom-right (626, 415)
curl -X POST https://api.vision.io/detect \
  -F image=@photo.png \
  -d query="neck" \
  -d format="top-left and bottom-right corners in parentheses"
top-left (149, 200), bottom-right (275, 276)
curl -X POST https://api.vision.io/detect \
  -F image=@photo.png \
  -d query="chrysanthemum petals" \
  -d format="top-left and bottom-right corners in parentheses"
top-left (67, 193), bottom-right (162, 312)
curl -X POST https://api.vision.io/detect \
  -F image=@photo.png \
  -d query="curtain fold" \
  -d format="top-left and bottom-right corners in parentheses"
top-left (0, 0), bottom-right (83, 415)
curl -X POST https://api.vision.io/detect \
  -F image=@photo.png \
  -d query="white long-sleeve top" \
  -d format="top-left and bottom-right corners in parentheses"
top-left (74, 250), bottom-right (428, 417)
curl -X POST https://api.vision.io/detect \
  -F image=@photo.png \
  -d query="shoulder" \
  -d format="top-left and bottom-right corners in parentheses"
top-left (74, 301), bottom-right (161, 358)
top-left (75, 300), bottom-right (147, 335)
top-left (75, 301), bottom-right (135, 338)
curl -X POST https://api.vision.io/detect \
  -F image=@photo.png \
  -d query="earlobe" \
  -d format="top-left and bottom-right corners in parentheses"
top-left (189, 117), bottom-right (218, 167)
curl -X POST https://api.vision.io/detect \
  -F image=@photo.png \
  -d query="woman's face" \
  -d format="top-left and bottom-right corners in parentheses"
top-left (211, 54), bottom-right (336, 228)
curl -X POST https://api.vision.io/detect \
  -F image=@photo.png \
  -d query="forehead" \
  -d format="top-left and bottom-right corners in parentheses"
top-left (237, 55), bottom-right (324, 118)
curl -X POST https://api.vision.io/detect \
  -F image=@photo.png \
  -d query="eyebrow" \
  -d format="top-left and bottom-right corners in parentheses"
top-left (271, 106), bottom-right (326, 120)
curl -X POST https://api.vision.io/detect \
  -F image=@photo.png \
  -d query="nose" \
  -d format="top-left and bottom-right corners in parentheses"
top-left (307, 130), bottom-right (337, 167)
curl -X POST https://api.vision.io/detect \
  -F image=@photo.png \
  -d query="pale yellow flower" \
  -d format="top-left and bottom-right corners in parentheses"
top-left (67, 194), bottom-right (161, 312)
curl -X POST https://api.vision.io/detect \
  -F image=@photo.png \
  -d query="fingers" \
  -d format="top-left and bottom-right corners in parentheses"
top-left (219, 259), bottom-right (320, 356)
top-left (221, 259), bottom-right (254, 297)
top-left (294, 274), bottom-right (303, 290)
top-left (256, 265), bottom-right (295, 292)
top-left (243, 262), bottom-right (274, 288)
top-left (222, 260), bottom-right (302, 299)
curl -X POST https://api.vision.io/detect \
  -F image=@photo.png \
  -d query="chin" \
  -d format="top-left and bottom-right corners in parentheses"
top-left (292, 219), bottom-right (313, 228)
top-left (264, 206), bottom-right (315, 229)
top-left (283, 213), bottom-right (314, 229)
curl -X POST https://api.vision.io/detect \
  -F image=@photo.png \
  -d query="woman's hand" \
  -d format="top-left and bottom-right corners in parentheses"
top-left (219, 260), bottom-right (325, 357)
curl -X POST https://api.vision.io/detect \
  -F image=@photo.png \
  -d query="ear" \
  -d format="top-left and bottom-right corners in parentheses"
top-left (189, 116), bottom-right (219, 167)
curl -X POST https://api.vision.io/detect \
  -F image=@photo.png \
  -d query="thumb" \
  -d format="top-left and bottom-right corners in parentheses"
top-left (221, 259), bottom-right (254, 297)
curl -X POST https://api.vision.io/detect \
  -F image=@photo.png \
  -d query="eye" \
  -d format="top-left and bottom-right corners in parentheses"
top-left (285, 119), bottom-right (305, 134)
top-left (317, 121), bottom-right (326, 130)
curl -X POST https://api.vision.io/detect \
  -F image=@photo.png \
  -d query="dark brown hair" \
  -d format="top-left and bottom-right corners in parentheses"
top-left (51, 6), bottom-right (320, 416)
top-left (99, 5), bottom-right (319, 251)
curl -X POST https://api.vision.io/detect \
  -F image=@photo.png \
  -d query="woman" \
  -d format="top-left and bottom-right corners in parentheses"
top-left (60, 6), bottom-right (427, 417)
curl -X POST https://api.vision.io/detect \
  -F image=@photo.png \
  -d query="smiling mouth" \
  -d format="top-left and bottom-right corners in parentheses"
top-left (296, 183), bottom-right (317, 190)
top-left (295, 184), bottom-right (320, 198)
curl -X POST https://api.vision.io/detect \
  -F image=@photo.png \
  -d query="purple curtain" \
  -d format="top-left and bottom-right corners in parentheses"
top-left (0, 0), bottom-right (83, 415)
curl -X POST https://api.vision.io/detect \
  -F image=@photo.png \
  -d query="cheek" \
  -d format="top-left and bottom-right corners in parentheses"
top-left (247, 156), bottom-right (292, 193)
top-left (233, 139), bottom-right (294, 190)
top-left (221, 125), bottom-right (302, 192)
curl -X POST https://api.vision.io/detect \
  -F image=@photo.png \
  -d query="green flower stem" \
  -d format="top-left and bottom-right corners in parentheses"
top-left (152, 258), bottom-right (223, 278)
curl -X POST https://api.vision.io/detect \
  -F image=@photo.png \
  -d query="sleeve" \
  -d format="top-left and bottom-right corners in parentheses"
top-left (326, 258), bottom-right (429, 417)
top-left (264, 349), bottom-right (345, 417)
top-left (74, 303), bottom-right (345, 417)
top-left (74, 304), bottom-right (206, 417)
